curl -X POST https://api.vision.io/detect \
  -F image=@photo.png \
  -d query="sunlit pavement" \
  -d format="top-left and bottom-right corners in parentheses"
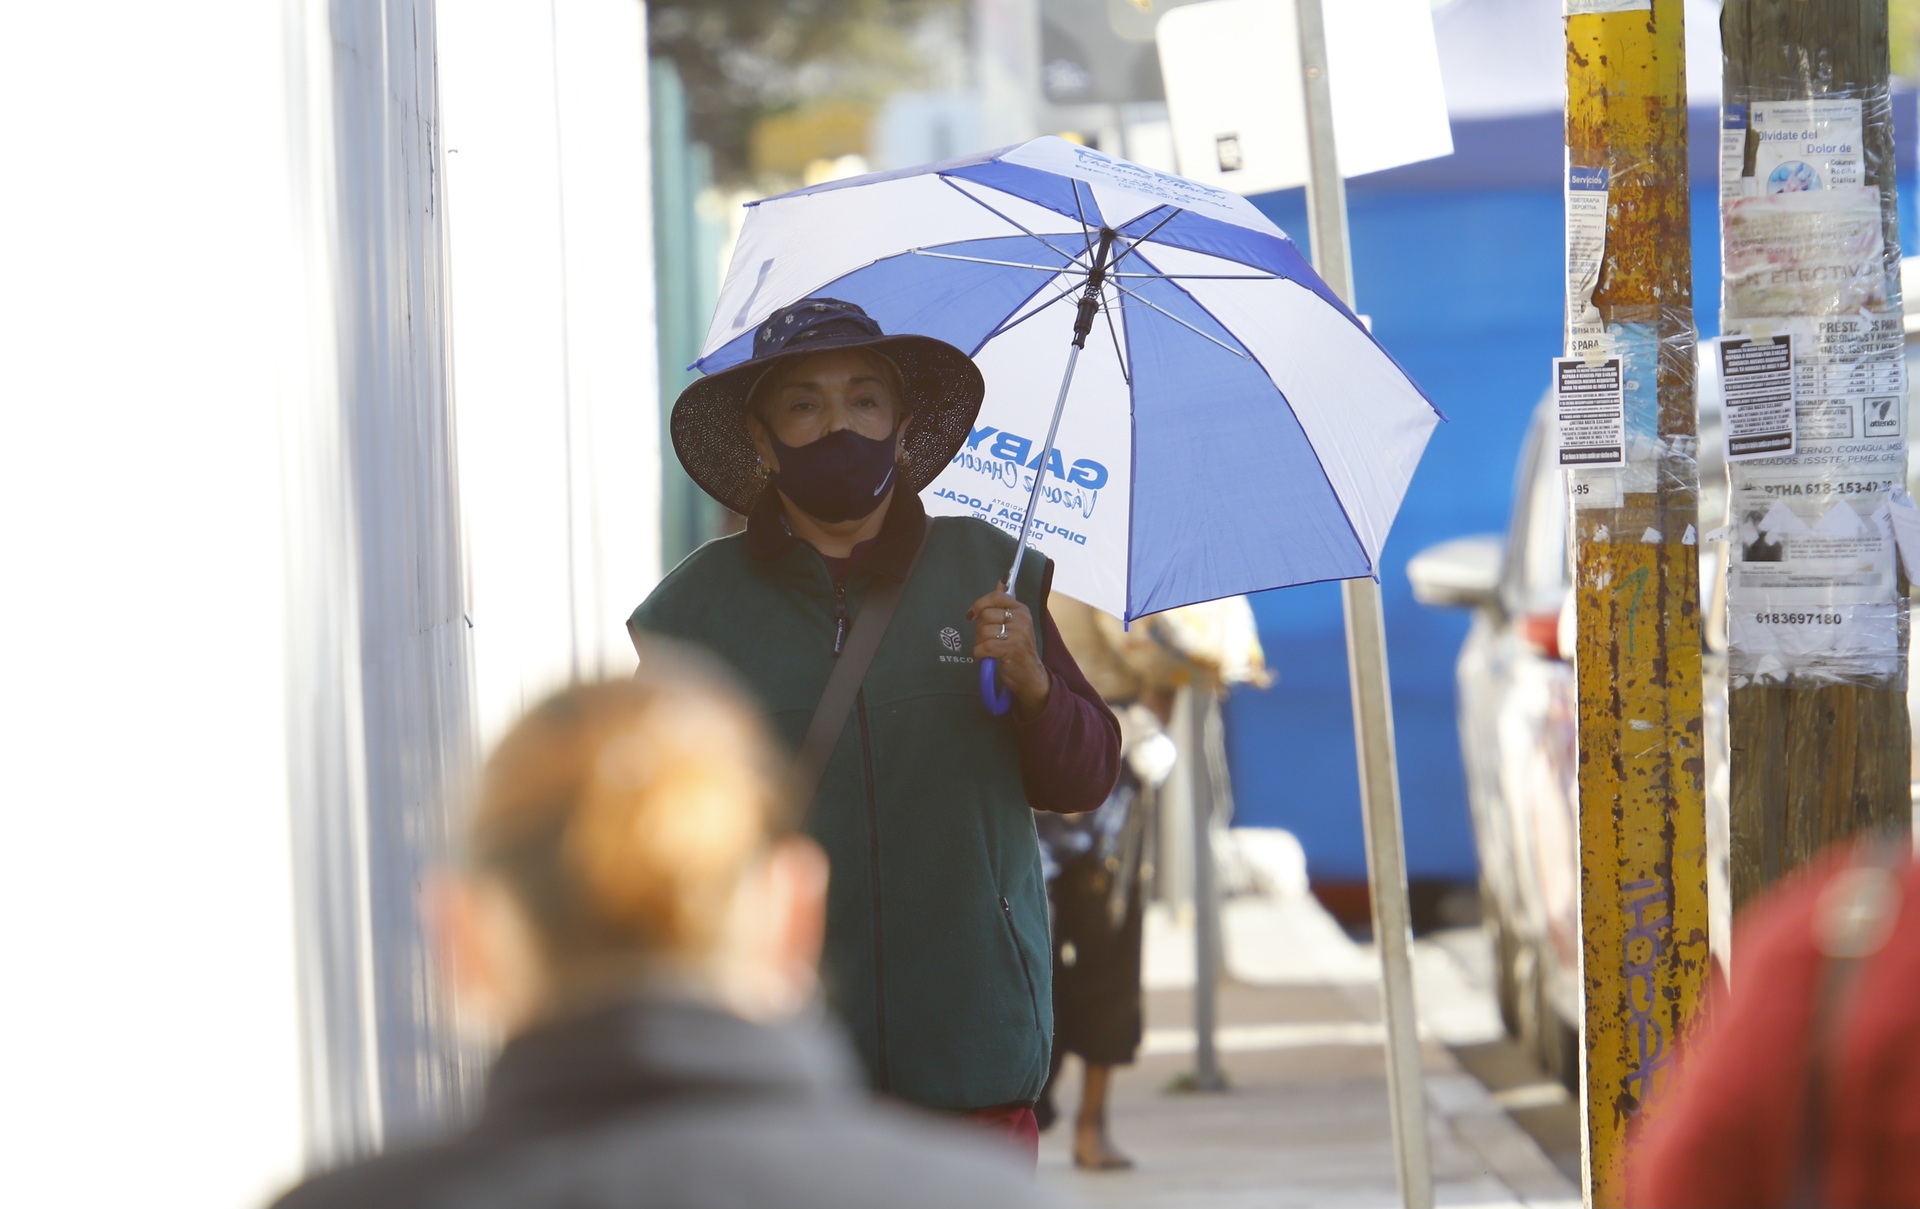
top-left (1036, 855), bottom-right (1581, 1209)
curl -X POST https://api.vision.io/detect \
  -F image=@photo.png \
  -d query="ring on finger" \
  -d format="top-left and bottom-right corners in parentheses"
top-left (998, 620), bottom-right (1007, 639)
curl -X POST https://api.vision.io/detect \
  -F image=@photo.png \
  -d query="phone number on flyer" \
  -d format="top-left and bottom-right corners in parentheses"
top-left (1756, 479), bottom-right (1899, 497)
top-left (1753, 612), bottom-right (1845, 626)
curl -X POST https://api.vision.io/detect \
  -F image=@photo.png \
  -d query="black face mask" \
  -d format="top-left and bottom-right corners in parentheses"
top-left (768, 426), bottom-right (900, 523)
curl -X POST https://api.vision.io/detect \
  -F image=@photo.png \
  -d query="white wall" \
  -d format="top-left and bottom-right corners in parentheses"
top-left (439, 0), bottom-right (661, 751)
top-left (1, 5), bottom-right (312, 1205)
top-left (0, 2), bottom-right (658, 1204)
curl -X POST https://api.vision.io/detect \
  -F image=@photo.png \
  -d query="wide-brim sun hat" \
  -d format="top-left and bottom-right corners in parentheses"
top-left (671, 297), bottom-right (985, 516)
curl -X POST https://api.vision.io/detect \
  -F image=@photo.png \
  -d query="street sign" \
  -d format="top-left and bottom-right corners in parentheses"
top-left (1154, 0), bottom-right (1451, 194)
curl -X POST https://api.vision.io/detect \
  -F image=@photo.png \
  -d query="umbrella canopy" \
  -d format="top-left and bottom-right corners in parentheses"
top-left (696, 136), bottom-right (1441, 622)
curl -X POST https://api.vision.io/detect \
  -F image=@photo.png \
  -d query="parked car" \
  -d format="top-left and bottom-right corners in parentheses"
top-left (1407, 356), bottom-right (1731, 1087)
top-left (1417, 284), bottom-right (1920, 1085)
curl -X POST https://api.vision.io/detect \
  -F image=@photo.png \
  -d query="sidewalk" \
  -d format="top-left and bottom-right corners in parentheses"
top-left (1035, 834), bottom-right (1580, 1209)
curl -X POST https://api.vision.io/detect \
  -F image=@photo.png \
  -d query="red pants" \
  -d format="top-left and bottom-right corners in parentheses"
top-left (966, 1104), bottom-right (1039, 1168)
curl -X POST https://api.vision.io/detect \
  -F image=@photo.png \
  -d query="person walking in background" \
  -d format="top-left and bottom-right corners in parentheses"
top-left (1629, 836), bottom-right (1920, 1208)
top-left (270, 660), bottom-right (1057, 1209)
top-left (1034, 595), bottom-right (1269, 1170)
top-left (629, 298), bottom-right (1120, 1160)
top-left (1033, 595), bottom-right (1173, 1170)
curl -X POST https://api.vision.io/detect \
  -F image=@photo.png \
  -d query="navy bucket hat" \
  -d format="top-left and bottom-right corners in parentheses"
top-left (670, 298), bottom-right (985, 516)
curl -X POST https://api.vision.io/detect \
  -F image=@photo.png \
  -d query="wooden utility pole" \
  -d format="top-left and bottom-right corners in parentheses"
top-left (1564, 3), bottom-right (1710, 1204)
top-left (1720, 2), bottom-right (1911, 918)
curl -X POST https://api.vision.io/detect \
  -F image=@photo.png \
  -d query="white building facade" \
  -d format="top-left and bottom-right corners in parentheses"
top-left (0, 2), bottom-right (658, 1204)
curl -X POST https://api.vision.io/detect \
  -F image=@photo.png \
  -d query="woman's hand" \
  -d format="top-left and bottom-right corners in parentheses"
top-left (967, 584), bottom-right (1051, 719)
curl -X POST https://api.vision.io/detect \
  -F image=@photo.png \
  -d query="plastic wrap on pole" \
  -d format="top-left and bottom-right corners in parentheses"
top-left (1718, 25), bottom-right (1909, 690)
top-left (1560, 82), bottom-right (1704, 536)
top-left (1719, 0), bottom-right (1912, 920)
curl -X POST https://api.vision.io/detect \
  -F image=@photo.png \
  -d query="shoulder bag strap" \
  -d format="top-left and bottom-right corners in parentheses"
top-left (793, 526), bottom-right (930, 813)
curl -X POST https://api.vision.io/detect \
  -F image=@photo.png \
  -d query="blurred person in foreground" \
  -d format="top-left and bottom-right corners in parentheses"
top-left (1034, 596), bottom-right (1269, 1169)
top-left (630, 298), bottom-right (1120, 1159)
top-left (271, 663), bottom-right (1055, 1209)
top-left (1630, 835), bottom-right (1920, 1208)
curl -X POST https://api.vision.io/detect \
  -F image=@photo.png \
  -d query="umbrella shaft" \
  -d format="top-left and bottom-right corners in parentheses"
top-left (1007, 226), bottom-right (1112, 588)
top-left (1005, 341), bottom-right (1082, 589)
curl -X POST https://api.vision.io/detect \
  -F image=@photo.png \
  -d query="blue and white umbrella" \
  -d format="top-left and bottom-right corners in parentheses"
top-left (698, 137), bottom-right (1441, 704)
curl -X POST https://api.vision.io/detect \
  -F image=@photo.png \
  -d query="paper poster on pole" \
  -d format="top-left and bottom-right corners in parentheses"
top-left (1723, 193), bottom-right (1886, 318)
top-left (1718, 333), bottom-right (1796, 459)
top-left (1724, 463), bottom-right (1902, 678)
top-left (1720, 316), bottom-right (1905, 461)
top-left (1747, 99), bottom-right (1865, 194)
top-left (1728, 471), bottom-right (1899, 608)
top-left (1720, 104), bottom-right (1748, 204)
top-left (1565, 164), bottom-right (1611, 357)
top-left (1716, 92), bottom-right (1905, 682)
top-left (1556, 356), bottom-right (1625, 468)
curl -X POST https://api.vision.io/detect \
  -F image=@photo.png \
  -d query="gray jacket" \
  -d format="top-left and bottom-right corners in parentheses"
top-left (270, 995), bottom-right (1057, 1209)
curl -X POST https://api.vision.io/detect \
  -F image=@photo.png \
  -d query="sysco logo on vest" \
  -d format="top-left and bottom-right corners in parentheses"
top-left (962, 426), bottom-right (1109, 490)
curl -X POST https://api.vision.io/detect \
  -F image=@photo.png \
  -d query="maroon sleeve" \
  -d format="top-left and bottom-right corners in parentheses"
top-left (1015, 608), bottom-right (1122, 813)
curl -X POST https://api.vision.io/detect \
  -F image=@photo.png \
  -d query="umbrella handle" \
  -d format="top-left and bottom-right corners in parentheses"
top-left (979, 657), bottom-right (1014, 716)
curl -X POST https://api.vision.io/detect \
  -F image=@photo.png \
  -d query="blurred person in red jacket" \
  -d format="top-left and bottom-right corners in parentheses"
top-left (1630, 837), bottom-right (1920, 1208)
top-left (270, 653), bottom-right (1055, 1209)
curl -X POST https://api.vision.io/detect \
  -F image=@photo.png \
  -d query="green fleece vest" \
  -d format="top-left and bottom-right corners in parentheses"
top-left (631, 514), bottom-right (1053, 1111)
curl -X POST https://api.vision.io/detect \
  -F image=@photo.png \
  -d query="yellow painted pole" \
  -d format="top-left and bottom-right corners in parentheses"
top-left (1564, 3), bottom-right (1710, 1204)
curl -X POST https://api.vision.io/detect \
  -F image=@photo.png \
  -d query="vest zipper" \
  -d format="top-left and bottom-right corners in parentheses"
top-left (1001, 895), bottom-right (1042, 1029)
top-left (857, 690), bottom-right (890, 1090)
top-left (833, 582), bottom-right (849, 655)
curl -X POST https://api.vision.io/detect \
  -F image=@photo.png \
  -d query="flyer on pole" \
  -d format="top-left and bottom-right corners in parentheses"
top-left (1555, 356), bottom-right (1625, 468)
top-left (1718, 333), bottom-right (1796, 460)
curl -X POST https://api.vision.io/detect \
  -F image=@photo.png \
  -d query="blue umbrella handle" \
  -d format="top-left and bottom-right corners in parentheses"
top-left (979, 657), bottom-right (1014, 716)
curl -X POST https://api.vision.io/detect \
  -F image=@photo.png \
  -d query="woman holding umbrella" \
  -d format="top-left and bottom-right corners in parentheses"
top-left (629, 297), bottom-right (1121, 1161)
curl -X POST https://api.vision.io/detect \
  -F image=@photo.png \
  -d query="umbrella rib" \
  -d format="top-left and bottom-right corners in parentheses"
top-left (1100, 280), bottom-right (1130, 386)
top-left (938, 176), bottom-right (1088, 263)
top-left (1070, 181), bottom-right (1098, 262)
top-left (980, 272), bottom-right (1086, 343)
top-left (1108, 271), bottom-right (1278, 281)
top-left (1110, 281), bottom-right (1250, 359)
top-left (1124, 246), bottom-right (1269, 366)
top-left (908, 249), bottom-right (1080, 273)
top-left (1109, 208), bottom-right (1183, 271)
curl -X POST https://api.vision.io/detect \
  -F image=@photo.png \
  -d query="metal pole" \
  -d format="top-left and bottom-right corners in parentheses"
top-left (1294, 2), bottom-right (1433, 1206)
top-left (1187, 682), bottom-right (1227, 1090)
